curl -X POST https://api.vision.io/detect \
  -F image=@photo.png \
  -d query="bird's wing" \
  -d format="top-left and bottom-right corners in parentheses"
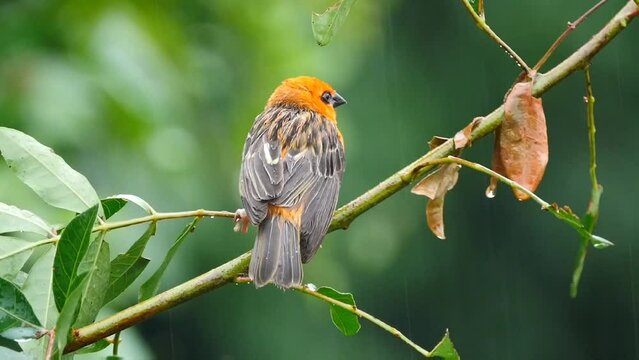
top-left (240, 108), bottom-right (345, 257)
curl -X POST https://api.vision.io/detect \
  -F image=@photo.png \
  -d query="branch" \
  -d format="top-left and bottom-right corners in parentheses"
top-left (460, 0), bottom-right (532, 73)
top-left (533, 0), bottom-right (608, 71)
top-left (64, 1), bottom-right (638, 353)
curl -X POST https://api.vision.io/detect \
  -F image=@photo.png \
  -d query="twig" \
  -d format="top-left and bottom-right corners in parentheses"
top-left (112, 331), bottom-right (121, 356)
top-left (570, 64), bottom-right (604, 298)
top-left (64, 2), bottom-right (639, 353)
top-left (460, 0), bottom-right (532, 73)
top-left (0, 209), bottom-right (236, 262)
top-left (294, 284), bottom-right (432, 357)
top-left (44, 330), bottom-right (55, 360)
top-left (534, 0), bottom-right (608, 71)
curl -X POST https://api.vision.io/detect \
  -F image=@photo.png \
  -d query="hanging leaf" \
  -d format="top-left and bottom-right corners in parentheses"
top-left (312, 0), bottom-right (357, 46)
top-left (74, 234), bottom-right (110, 327)
top-left (22, 246), bottom-right (58, 329)
top-left (453, 117), bottom-right (483, 149)
top-left (52, 205), bottom-right (99, 311)
top-left (0, 277), bottom-right (41, 333)
top-left (0, 127), bottom-right (99, 213)
top-left (428, 329), bottom-right (460, 360)
top-left (316, 286), bottom-right (360, 336)
top-left (412, 164), bottom-right (461, 239)
top-left (0, 203), bottom-right (52, 237)
top-left (55, 274), bottom-right (87, 355)
top-left (138, 218), bottom-right (200, 302)
top-left (103, 223), bottom-right (156, 305)
top-left (490, 81), bottom-right (548, 200)
top-left (75, 339), bottom-right (110, 354)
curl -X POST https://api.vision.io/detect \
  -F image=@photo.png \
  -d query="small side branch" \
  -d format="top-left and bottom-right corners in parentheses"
top-left (460, 0), bottom-right (532, 73)
top-left (534, 0), bottom-right (608, 71)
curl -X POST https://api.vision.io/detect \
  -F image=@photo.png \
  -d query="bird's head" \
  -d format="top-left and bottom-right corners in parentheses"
top-left (266, 76), bottom-right (346, 122)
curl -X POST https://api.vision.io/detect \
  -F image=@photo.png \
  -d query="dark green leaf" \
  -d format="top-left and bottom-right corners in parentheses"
top-left (429, 330), bottom-right (460, 360)
top-left (104, 222), bottom-right (156, 304)
top-left (0, 277), bottom-right (41, 332)
top-left (74, 235), bottom-right (110, 327)
top-left (0, 203), bottom-right (52, 236)
top-left (138, 218), bottom-right (200, 302)
top-left (56, 273), bottom-right (87, 354)
top-left (311, 0), bottom-right (356, 46)
top-left (0, 337), bottom-right (22, 352)
top-left (316, 286), bottom-right (360, 336)
top-left (75, 339), bottom-right (110, 354)
top-left (101, 198), bottom-right (127, 220)
top-left (0, 237), bottom-right (34, 280)
top-left (52, 205), bottom-right (98, 311)
top-left (22, 246), bottom-right (58, 329)
top-left (0, 127), bottom-right (99, 213)
top-left (468, 0), bottom-right (484, 18)
top-left (105, 194), bottom-right (155, 215)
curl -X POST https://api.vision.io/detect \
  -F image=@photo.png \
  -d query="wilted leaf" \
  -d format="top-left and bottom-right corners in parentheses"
top-left (0, 237), bottom-right (34, 280)
top-left (104, 223), bottom-right (156, 305)
top-left (74, 234), bottom-right (110, 327)
top-left (0, 203), bottom-right (52, 236)
top-left (412, 164), bottom-right (461, 239)
top-left (0, 277), bottom-right (41, 333)
top-left (453, 117), bottom-right (482, 149)
top-left (428, 136), bottom-right (449, 149)
top-left (52, 205), bottom-right (98, 311)
top-left (491, 81), bottom-right (548, 200)
top-left (22, 246), bottom-right (58, 329)
top-left (139, 219), bottom-right (200, 302)
top-left (0, 127), bottom-right (99, 213)
top-left (312, 0), bottom-right (357, 46)
top-left (428, 329), bottom-right (460, 360)
top-left (316, 287), bottom-right (360, 336)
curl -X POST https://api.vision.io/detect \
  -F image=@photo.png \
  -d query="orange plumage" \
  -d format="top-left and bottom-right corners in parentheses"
top-left (239, 76), bottom-right (347, 288)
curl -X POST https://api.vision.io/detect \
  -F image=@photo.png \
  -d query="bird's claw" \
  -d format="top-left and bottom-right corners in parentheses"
top-left (234, 208), bottom-right (250, 234)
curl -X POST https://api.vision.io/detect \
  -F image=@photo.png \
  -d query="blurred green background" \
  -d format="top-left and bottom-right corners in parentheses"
top-left (1, 0), bottom-right (638, 359)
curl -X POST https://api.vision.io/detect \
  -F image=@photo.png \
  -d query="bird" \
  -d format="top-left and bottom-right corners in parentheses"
top-left (238, 76), bottom-right (347, 288)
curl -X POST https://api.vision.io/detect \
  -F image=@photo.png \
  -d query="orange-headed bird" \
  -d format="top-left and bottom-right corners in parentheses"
top-left (239, 76), bottom-right (347, 288)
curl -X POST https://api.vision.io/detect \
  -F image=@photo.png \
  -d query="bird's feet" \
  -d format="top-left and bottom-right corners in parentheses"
top-left (233, 208), bottom-right (250, 234)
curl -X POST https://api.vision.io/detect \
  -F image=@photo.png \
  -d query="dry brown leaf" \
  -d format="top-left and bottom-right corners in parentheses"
top-left (454, 117), bottom-right (483, 149)
top-left (490, 81), bottom-right (548, 201)
top-left (428, 136), bottom-right (449, 150)
top-left (411, 163), bottom-right (461, 239)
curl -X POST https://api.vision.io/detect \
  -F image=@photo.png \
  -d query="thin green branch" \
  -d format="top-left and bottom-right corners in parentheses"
top-left (64, 2), bottom-right (638, 353)
top-left (570, 64), bottom-right (604, 298)
top-left (460, 0), bottom-right (532, 73)
top-left (294, 284), bottom-right (432, 357)
top-left (112, 331), bottom-right (121, 356)
top-left (533, 0), bottom-right (608, 71)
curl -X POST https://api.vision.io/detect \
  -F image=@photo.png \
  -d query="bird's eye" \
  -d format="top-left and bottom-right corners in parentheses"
top-left (321, 91), bottom-right (332, 104)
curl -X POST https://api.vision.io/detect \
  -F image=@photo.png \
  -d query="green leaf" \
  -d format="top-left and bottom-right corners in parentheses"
top-left (0, 337), bottom-right (22, 353)
top-left (101, 198), bottom-right (128, 220)
top-left (138, 219), bottom-right (200, 302)
top-left (468, 0), bottom-right (484, 18)
top-left (104, 222), bottom-right (156, 304)
top-left (0, 237), bottom-right (34, 280)
top-left (311, 0), bottom-right (357, 46)
top-left (0, 277), bottom-right (41, 332)
top-left (0, 203), bottom-right (52, 236)
top-left (75, 338), bottom-right (110, 354)
top-left (0, 127), bottom-right (100, 213)
top-left (22, 246), bottom-right (58, 329)
top-left (55, 274), bottom-right (87, 355)
top-left (74, 235), bottom-right (110, 327)
top-left (428, 330), bottom-right (460, 360)
top-left (316, 286), bottom-right (360, 336)
top-left (105, 194), bottom-right (155, 215)
top-left (52, 205), bottom-right (98, 311)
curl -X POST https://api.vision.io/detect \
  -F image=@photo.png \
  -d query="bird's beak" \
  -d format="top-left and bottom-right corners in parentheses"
top-left (331, 92), bottom-right (347, 108)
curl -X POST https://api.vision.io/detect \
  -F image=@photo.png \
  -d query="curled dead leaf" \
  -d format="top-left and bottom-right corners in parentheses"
top-left (411, 163), bottom-right (461, 239)
top-left (454, 117), bottom-right (483, 149)
top-left (490, 81), bottom-right (549, 200)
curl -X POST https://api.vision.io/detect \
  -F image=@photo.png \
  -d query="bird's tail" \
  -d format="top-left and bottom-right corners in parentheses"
top-left (249, 214), bottom-right (303, 288)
